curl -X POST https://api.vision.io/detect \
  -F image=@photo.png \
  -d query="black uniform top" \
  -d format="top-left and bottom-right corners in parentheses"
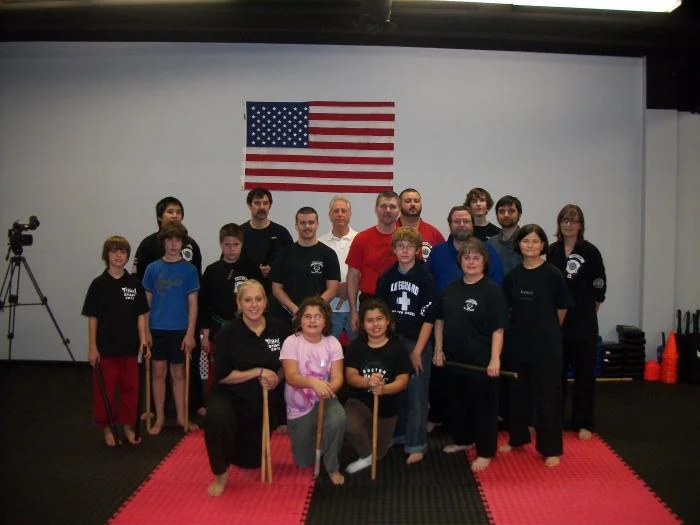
top-left (81, 270), bottom-right (149, 357)
top-left (473, 223), bottom-right (502, 242)
top-left (213, 316), bottom-right (290, 419)
top-left (198, 258), bottom-right (264, 339)
top-left (548, 240), bottom-right (606, 342)
top-left (437, 277), bottom-right (507, 367)
top-left (502, 262), bottom-right (572, 364)
top-left (375, 261), bottom-right (437, 341)
top-left (132, 231), bottom-right (202, 282)
top-left (270, 242), bottom-right (340, 318)
top-left (344, 337), bottom-right (411, 418)
top-left (240, 221), bottom-right (293, 268)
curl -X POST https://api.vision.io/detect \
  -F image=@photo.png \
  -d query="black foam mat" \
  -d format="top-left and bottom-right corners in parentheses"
top-left (306, 431), bottom-right (490, 525)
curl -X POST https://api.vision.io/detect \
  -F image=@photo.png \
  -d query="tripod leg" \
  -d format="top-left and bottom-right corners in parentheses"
top-left (19, 258), bottom-right (80, 367)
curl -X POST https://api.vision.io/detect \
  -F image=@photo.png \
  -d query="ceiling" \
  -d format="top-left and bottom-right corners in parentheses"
top-left (1, 0), bottom-right (699, 111)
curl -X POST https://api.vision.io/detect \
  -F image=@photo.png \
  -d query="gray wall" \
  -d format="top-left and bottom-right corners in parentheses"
top-left (0, 41), bottom-right (692, 362)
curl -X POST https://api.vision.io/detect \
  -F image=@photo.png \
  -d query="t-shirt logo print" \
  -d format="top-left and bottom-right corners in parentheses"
top-left (265, 337), bottom-right (281, 353)
top-left (463, 298), bottom-right (477, 312)
top-left (565, 255), bottom-right (584, 278)
top-left (122, 287), bottom-right (137, 301)
top-left (310, 261), bottom-right (324, 275)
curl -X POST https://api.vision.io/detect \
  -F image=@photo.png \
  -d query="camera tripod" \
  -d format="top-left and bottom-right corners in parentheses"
top-left (1, 249), bottom-right (78, 366)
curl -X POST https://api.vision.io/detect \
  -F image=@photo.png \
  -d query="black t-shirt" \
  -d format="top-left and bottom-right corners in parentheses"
top-left (240, 221), bottom-right (293, 268)
top-left (502, 262), bottom-right (572, 364)
top-left (198, 258), bottom-right (264, 338)
top-left (344, 337), bottom-right (411, 418)
top-left (548, 240), bottom-right (606, 342)
top-left (132, 231), bottom-right (202, 282)
top-left (81, 270), bottom-right (149, 357)
top-left (270, 242), bottom-right (340, 318)
top-left (437, 277), bottom-right (507, 367)
top-left (473, 223), bottom-right (501, 242)
top-left (213, 316), bottom-right (290, 419)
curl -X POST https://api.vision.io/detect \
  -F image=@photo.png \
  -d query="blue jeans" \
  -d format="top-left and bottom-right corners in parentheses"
top-left (393, 335), bottom-right (433, 454)
top-left (331, 311), bottom-right (355, 341)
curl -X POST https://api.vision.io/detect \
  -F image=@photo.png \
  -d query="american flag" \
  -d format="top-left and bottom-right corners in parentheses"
top-left (242, 101), bottom-right (395, 193)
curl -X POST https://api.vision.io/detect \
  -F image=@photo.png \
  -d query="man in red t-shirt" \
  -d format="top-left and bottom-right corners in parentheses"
top-left (396, 188), bottom-right (445, 261)
top-left (346, 191), bottom-right (400, 332)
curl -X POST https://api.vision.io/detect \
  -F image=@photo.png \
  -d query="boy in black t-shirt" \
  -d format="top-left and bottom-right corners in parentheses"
top-left (199, 223), bottom-right (262, 389)
top-left (375, 227), bottom-right (437, 465)
top-left (82, 236), bottom-right (149, 446)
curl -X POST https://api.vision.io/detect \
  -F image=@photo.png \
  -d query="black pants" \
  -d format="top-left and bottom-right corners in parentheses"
top-left (428, 365), bottom-right (448, 424)
top-left (563, 338), bottom-right (597, 431)
top-left (204, 389), bottom-right (281, 475)
top-left (508, 361), bottom-right (563, 457)
top-left (446, 369), bottom-right (499, 458)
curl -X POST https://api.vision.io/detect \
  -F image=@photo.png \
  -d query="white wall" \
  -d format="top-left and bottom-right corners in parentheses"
top-left (0, 42), bottom-right (648, 361)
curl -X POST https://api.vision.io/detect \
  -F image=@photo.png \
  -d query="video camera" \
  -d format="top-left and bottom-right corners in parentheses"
top-left (7, 216), bottom-right (40, 256)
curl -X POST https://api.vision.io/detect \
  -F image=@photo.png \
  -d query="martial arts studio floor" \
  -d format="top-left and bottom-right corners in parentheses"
top-left (1, 362), bottom-right (698, 525)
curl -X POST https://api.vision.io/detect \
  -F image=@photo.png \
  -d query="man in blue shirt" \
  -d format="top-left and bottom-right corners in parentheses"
top-left (427, 206), bottom-right (504, 293)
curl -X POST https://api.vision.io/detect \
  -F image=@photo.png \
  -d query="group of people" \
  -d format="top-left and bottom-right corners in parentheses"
top-left (81, 185), bottom-right (606, 493)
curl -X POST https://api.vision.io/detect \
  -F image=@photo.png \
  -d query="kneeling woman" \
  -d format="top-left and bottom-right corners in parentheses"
top-left (344, 298), bottom-right (410, 474)
top-left (434, 238), bottom-right (507, 472)
top-left (280, 297), bottom-right (346, 486)
top-left (204, 280), bottom-right (290, 496)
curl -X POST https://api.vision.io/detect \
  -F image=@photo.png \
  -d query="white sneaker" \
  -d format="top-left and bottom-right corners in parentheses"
top-left (346, 455), bottom-right (372, 474)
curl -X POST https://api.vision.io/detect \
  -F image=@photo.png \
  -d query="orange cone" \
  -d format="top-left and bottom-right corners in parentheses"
top-left (660, 331), bottom-right (678, 384)
top-left (644, 361), bottom-right (660, 381)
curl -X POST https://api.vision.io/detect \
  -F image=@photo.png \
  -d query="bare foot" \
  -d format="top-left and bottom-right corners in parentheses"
top-left (123, 425), bottom-right (142, 445)
top-left (544, 456), bottom-right (560, 468)
top-left (406, 452), bottom-right (424, 464)
top-left (140, 411), bottom-right (154, 421)
top-left (207, 472), bottom-right (229, 497)
top-left (328, 471), bottom-right (345, 486)
top-left (471, 457), bottom-right (491, 472)
top-left (148, 419), bottom-right (164, 436)
top-left (185, 421), bottom-right (200, 432)
top-left (578, 428), bottom-right (593, 440)
top-left (442, 444), bottom-right (473, 454)
top-left (426, 421), bottom-right (442, 433)
top-left (276, 425), bottom-right (288, 434)
top-left (103, 427), bottom-right (117, 447)
top-left (498, 443), bottom-right (512, 453)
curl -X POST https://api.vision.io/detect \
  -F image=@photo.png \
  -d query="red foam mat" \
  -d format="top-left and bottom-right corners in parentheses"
top-left (474, 433), bottom-right (681, 525)
top-left (110, 431), bottom-right (314, 525)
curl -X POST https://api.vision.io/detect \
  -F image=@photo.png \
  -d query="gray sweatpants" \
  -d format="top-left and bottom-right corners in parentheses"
top-left (287, 397), bottom-right (346, 474)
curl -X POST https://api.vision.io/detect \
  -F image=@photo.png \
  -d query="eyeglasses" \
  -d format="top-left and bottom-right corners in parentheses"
top-left (561, 219), bottom-right (580, 225)
top-left (302, 313), bottom-right (323, 321)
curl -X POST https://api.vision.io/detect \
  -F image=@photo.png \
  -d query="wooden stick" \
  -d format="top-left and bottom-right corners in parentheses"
top-left (314, 398), bottom-right (325, 477)
top-left (145, 353), bottom-right (152, 433)
top-left (184, 350), bottom-right (190, 432)
top-left (134, 346), bottom-right (147, 441)
top-left (445, 360), bottom-right (519, 379)
top-left (371, 394), bottom-right (378, 481)
top-left (260, 388), bottom-right (266, 483)
top-left (261, 388), bottom-right (272, 483)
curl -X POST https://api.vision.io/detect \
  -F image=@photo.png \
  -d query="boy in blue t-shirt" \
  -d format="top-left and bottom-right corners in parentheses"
top-left (143, 222), bottom-right (199, 434)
